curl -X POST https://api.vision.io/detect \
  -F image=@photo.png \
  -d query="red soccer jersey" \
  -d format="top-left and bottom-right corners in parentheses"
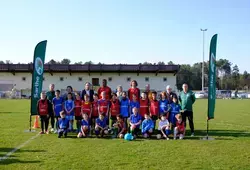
top-left (74, 100), bottom-right (82, 117)
top-left (140, 98), bottom-right (149, 117)
top-left (38, 99), bottom-right (49, 116)
top-left (150, 100), bottom-right (159, 116)
top-left (98, 86), bottom-right (112, 100)
top-left (98, 99), bottom-right (110, 115)
top-left (110, 99), bottom-right (120, 116)
top-left (117, 120), bottom-right (126, 132)
top-left (92, 100), bottom-right (99, 117)
top-left (176, 121), bottom-right (185, 133)
top-left (128, 88), bottom-right (140, 101)
top-left (82, 101), bottom-right (92, 116)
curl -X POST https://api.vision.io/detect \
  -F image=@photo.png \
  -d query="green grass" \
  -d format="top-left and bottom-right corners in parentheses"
top-left (0, 99), bottom-right (250, 170)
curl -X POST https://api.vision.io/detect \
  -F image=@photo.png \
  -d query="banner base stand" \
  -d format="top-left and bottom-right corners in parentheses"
top-left (24, 129), bottom-right (36, 133)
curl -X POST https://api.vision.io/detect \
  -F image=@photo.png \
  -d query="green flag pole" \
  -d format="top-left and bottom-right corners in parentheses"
top-left (28, 40), bottom-right (47, 132)
top-left (202, 34), bottom-right (218, 140)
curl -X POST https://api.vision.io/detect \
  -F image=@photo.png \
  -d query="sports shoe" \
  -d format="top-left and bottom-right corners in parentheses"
top-left (166, 137), bottom-right (170, 140)
top-left (39, 131), bottom-right (45, 134)
top-left (46, 131), bottom-right (50, 134)
top-left (54, 129), bottom-right (57, 134)
top-left (173, 137), bottom-right (176, 140)
top-left (179, 134), bottom-right (184, 139)
top-left (191, 133), bottom-right (194, 137)
top-left (50, 128), bottom-right (54, 133)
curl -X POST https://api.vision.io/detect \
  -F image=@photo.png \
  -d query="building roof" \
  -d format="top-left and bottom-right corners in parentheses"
top-left (0, 63), bottom-right (180, 74)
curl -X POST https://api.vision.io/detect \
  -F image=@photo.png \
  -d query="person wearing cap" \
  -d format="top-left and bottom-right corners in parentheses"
top-left (166, 85), bottom-right (177, 103)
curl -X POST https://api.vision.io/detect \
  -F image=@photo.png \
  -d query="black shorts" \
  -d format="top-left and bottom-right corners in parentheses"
top-left (110, 116), bottom-right (116, 121)
top-left (40, 115), bottom-right (48, 121)
top-left (55, 116), bottom-right (61, 119)
top-left (151, 115), bottom-right (158, 121)
top-left (91, 116), bottom-right (98, 119)
top-left (75, 116), bottom-right (82, 120)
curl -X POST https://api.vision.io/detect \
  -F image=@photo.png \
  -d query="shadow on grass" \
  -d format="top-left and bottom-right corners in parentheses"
top-left (0, 148), bottom-right (45, 165)
top-left (0, 112), bottom-right (27, 114)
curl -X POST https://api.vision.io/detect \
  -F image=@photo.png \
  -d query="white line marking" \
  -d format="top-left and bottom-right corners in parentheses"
top-left (0, 133), bottom-right (40, 161)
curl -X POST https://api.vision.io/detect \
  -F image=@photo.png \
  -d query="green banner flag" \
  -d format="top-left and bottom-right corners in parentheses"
top-left (30, 40), bottom-right (47, 115)
top-left (208, 34), bottom-right (218, 119)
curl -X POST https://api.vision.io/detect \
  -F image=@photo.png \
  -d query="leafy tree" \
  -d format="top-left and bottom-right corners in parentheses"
top-left (60, 58), bottom-right (71, 64)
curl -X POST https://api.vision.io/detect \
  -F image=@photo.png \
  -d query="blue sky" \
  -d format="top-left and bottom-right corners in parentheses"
top-left (0, 0), bottom-right (249, 72)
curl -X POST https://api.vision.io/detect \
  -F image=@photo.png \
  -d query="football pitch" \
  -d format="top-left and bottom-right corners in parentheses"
top-left (0, 99), bottom-right (250, 170)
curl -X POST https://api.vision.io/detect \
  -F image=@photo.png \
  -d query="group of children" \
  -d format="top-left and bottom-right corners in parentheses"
top-left (37, 89), bottom-right (186, 140)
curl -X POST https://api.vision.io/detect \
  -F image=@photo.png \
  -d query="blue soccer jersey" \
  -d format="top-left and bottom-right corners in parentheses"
top-left (96, 117), bottom-right (107, 128)
top-left (159, 99), bottom-right (169, 114)
top-left (130, 113), bottom-right (142, 128)
top-left (141, 119), bottom-right (154, 133)
top-left (129, 100), bottom-right (140, 115)
top-left (169, 103), bottom-right (181, 124)
top-left (52, 97), bottom-right (64, 117)
top-left (120, 98), bottom-right (130, 118)
top-left (59, 118), bottom-right (69, 129)
top-left (65, 100), bottom-right (75, 116)
top-left (81, 119), bottom-right (90, 128)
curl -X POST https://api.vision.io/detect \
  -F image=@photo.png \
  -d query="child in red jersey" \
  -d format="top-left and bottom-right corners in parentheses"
top-left (113, 114), bottom-right (127, 138)
top-left (149, 91), bottom-right (159, 129)
top-left (37, 92), bottom-right (51, 134)
top-left (91, 93), bottom-right (99, 129)
top-left (98, 91), bottom-right (110, 126)
top-left (174, 114), bottom-right (185, 140)
top-left (128, 80), bottom-right (140, 101)
top-left (110, 93), bottom-right (120, 125)
top-left (139, 91), bottom-right (149, 119)
top-left (81, 94), bottom-right (92, 118)
top-left (74, 92), bottom-right (82, 133)
top-left (77, 113), bottom-right (90, 138)
top-left (97, 79), bottom-right (112, 100)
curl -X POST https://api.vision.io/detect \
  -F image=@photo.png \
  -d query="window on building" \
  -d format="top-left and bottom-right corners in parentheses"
top-left (60, 77), bottom-right (64, 81)
top-left (78, 77), bottom-right (82, 81)
top-left (127, 77), bottom-right (131, 82)
top-left (92, 78), bottom-right (99, 86)
top-left (163, 77), bottom-right (167, 82)
top-left (108, 77), bottom-right (112, 82)
top-left (145, 77), bottom-right (149, 82)
top-left (22, 77), bottom-right (26, 81)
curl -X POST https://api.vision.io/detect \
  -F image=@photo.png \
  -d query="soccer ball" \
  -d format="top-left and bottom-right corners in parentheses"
top-left (124, 133), bottom-right (134, 141)
top-left (104, 130), bottom-right (109, 135)
top-left (156, 134), bottom-right (162, 139)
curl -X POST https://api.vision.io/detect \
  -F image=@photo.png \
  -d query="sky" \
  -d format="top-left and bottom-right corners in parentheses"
top-left (0, 0), bottom-right (249, 72)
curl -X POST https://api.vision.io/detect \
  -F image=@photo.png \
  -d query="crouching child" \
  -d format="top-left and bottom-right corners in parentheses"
top-left (129, 107), bottom-right (142, 138)
top-left (158, 113), bottom-right (171, 140)
top-left (58, 111), bottom-right (70, 138)
top-left (112, 114), bottom-right (127, 138)
top-left (174, 114), bottom-right (185, 140)
top-left (95, 113), bottom-right (109, 138)
top-left (77, 113), bottom-right (90, 138)
top-left (141, 113), bottom-right (154, 138)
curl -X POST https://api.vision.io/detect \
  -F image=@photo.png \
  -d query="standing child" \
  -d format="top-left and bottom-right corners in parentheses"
top-left (52, 90), bottom-right (64, 133)
top-left (64, 93), bottom-right (75, 131)
top-left (91, 94), bottom-right (99, 129)
top-left (149, 91), bottom-right (159, 129)
top-left (77, 113), bottom-right (90, 138)
top-left (120, 92), bottom-right (130, 128)
top-left (98, 91), bottom-right (110, 126)
top-left (174, 114), bottom-right (185, 140)
top-left (169, 96), bottom-right (181, 128)
top-left (37, 92), bottom-right (51, 134)
top-left (95, 113), bottom-right (109, 138)
top-left (139, 91), bottom-right (149, 119)
top-left (74, 93), bottom-right (82, 133)
top-left (159, 92), bottom-right (170, 118)
top-left (128, 80), bottom-right (140, 101)
top-left (110, 93), bottom-right (120, 126)
top-left (158, 114), bottom-right (171, 140)
top-left (129, 107), bottom-right (142, 138)
top-left (112, 114), bottom-right (126, 138)
top-left (141, 113), bottom-right (154, 138)
top-left (58, 111), bottom-right (70, 138)
top-left (129, 94), bottom-right (140, 116)
top-left (82, 94), bottom-right (92, 118)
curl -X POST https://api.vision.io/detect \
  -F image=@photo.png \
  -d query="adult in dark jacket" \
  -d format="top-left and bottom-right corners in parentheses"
top-left (81, 82), bottom-right (94, 102)
top-left (166, 85), bottom-right (177, 103)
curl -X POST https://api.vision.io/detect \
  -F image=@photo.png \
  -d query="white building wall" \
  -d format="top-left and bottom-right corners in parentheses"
top-left (0, 72), bottom-right (177, 93)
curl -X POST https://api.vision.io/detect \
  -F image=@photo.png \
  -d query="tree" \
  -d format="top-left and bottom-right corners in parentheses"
top-left (168, 61), bottom-right (174, 65)
top-left (75, 61), bottom-right (83, 64)
top-left (84, 61), bottom-right (94, 65)
top-left (157, 61), bottom-right (165, 65)
top-left (232, 65), bottom-right (240, 89)
top-left (60, 58), bottom-right (71, 64)
top-left (47, 59), bottom-right (57, 65)
top-left (0, 61), bottom-right (4, 64)
top-left (5, 60), bottom-right (12, 64)
top-left (142, 62), bottom-right (152, 65)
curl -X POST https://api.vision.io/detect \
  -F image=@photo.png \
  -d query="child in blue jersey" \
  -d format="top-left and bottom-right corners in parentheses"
top-left (129, 94), bottom-right (140, 116)
top-left (129, 107), bottom-right (142, 138)
top-left (159, 92), bottom-right (170, 118)
top-left (141, 113), bottom-right (154, 138)
top-left (64, 92), bottom-right (75, 131)
top-left (158, 114), bottom-right (171, 140)
top-left (120, 92), bottom-right (130, 128)
top-left (169, 96), bottom-right (181, 128)
top-left (95, 113), bottom-right (109, 138)
top-left (58, 111), bottom-right (69, 138)
top-left (77, 113), bottom-right (90, 138)
top-left (52, 90), bottom-right (64, 133)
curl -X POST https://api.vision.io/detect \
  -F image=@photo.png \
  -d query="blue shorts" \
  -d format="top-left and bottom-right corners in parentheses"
top-left (66, 115), bottom-right (74, 121)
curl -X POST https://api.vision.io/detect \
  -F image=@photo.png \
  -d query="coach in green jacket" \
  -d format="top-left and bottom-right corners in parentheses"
top-left (179, 83), bottom-right (196, 136)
